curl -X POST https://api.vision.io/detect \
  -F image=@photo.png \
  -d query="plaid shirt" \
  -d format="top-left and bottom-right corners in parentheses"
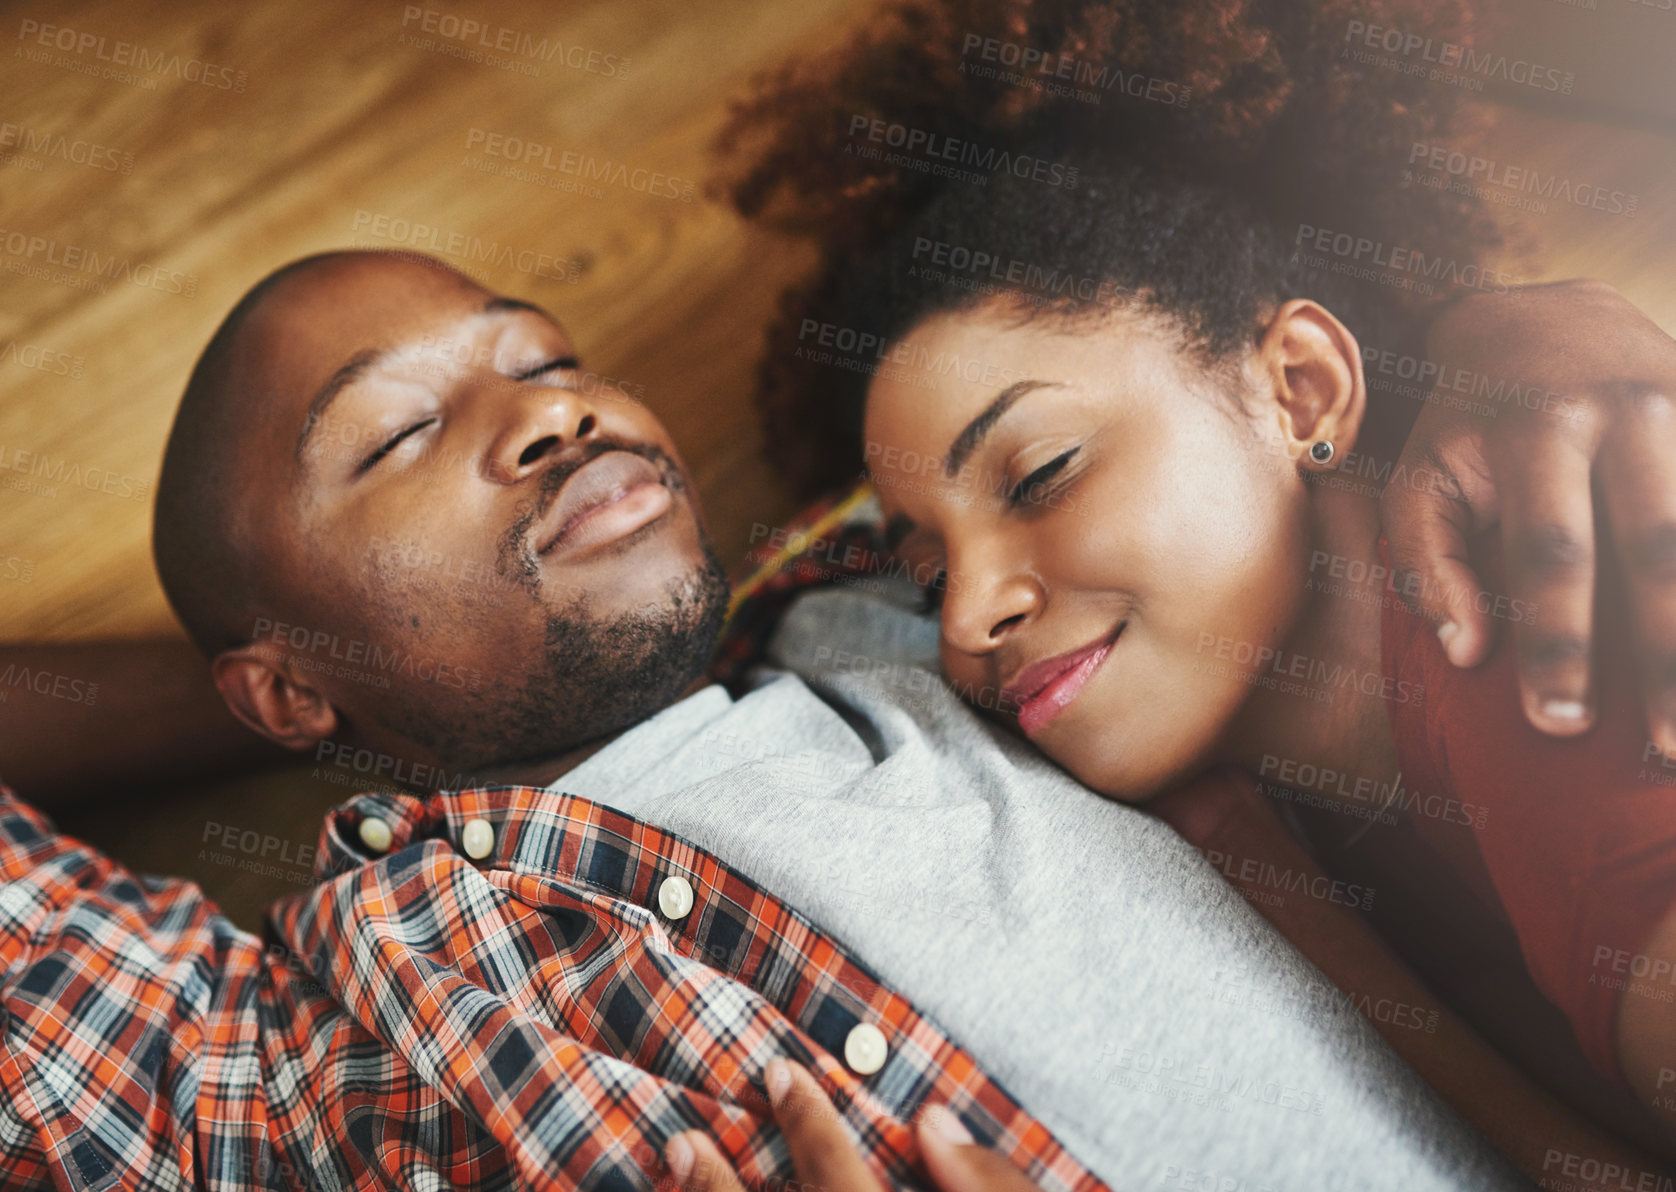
top-left (0, 781), bottom-right (1110, 1191)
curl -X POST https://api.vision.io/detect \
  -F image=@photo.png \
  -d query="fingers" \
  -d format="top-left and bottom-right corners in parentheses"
top-left (1379, 432), bottom-right (1498, 667)
top-left (762, 1059), bottom-right (883, 1192)
top-left (666, 1131), bottom-right (749, 1192)
top-left (1496, 431), bottom-right (1599, 735)
top-left (666, 1062), bottom-right (1041, 1192)
top-left (915, 1105), bottom-right (1041, 1192)
top-left (1598, 391), bottom-right (1676, 757)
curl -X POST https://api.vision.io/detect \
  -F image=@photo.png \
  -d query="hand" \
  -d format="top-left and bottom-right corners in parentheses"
top-left (664, 1060), bottom-right (1041, 1192)
top-left (1380, 279), bottom-right (1676, 754)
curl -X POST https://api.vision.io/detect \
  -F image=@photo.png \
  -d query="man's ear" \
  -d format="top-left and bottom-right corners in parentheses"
top-left (1256, 299), bottom-right (1367, 469)
top-left (211, 643), bottom-right (339, 751)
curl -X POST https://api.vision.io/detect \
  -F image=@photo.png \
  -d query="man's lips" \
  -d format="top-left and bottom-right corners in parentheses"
top-left (1002, 624), bottom-right (1125, 737)
top-left (532, 450), bottom-right (673, 560)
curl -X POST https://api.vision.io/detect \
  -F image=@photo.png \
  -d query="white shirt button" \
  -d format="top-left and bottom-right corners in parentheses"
top-left (357, 816), bottom-right (393, 854)
top-left (844, 1022), bottom-right (888, 1075)
top-left (460, 818), bottom-right (495, 860)
top-left (658, 875), bottom-right (695, 920)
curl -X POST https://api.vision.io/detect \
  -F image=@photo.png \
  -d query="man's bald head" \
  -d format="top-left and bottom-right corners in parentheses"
top-left (154, 251), bottom-right (485, 655)
top-left (152, 249), bottom-right (726, 775)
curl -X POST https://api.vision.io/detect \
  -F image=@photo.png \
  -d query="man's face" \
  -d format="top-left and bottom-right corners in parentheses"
top-left (230, 254), bottom-right (728, 773)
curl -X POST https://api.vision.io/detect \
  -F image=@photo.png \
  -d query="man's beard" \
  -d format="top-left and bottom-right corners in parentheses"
top-left (376, 439), bottom-right (732, 777)
top-left (377, 543), bottom-right (731, 779)
top-left (496, 544), bottom-right (731, 764)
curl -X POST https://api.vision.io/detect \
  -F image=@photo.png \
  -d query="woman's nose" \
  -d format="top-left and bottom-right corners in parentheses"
top-left (940, 566), bottom-right (1039, 656)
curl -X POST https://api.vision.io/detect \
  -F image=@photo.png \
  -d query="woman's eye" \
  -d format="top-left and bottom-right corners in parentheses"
top-left (1007, 448), bottom-right (1079, 507)
top-left (358, 419), bottom-right (436, 473)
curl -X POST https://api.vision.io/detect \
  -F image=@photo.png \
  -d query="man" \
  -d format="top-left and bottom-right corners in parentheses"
top-left (0, 251), bottom-right (1654, 1189)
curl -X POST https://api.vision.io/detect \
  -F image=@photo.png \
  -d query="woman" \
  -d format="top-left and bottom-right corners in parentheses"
top-left (718, 0), bottom-right (1676, 1174)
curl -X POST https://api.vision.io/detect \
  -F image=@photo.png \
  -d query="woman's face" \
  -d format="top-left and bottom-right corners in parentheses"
top-left (865, 304), bottom-right (1314, 801)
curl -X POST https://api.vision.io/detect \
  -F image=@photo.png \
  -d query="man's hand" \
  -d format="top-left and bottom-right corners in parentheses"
top-left (1382, 279), bottom-right (1676, 754)
top-left (664, 1060), bottom-right (1040, 1192)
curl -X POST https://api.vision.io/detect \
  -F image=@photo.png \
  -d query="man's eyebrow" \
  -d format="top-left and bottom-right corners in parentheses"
top-left (481, 295), bottom-right (552, 320)
top-left (293, 299), bottom-right (554, 466)
top-left (944, 379), bottom-right (1062, 477)
top-left (294, 347), bottom-right (395, 463)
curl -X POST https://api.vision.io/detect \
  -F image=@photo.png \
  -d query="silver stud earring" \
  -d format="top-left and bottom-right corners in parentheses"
top-left (1309, 440), bottom-right (1335, 464)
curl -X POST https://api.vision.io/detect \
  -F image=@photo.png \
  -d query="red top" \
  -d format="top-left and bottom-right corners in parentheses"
top-left (1378, 534), bottom-right (1676, 1087)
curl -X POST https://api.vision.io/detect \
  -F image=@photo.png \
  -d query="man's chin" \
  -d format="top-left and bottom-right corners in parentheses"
top-left (481, 542), bottom-right (731, 769)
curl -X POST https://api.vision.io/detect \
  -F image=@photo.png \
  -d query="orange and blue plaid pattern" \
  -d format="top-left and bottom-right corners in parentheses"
top-left (0, 781), bottom-right (1109, 1191)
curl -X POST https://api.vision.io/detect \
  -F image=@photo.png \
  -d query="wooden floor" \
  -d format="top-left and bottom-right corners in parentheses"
top-left (2, 0), bottom-right (1675, 930)
top-left (0, 0), bottom-right (883, 645)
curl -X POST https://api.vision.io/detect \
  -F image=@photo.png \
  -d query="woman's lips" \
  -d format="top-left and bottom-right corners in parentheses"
top-left (534, 451), bottom-right (673, 560)
top-left (1004, 625), bottom-right (1124, 737)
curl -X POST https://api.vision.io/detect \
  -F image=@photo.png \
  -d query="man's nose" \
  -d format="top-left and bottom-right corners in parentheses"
top-left (483, 385), bottom-right (601, 484)
top-left (940, 559), bottom-right (1040, 657)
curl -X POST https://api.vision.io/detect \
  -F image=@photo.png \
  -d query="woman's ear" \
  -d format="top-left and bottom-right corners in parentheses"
top-left (1256, 299), bottom-right (1367, 470)
top-left (211, 643), bottom-right (339, 751)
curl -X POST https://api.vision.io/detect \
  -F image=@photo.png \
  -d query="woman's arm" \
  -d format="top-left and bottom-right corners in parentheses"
top-left (1153, 772), bottom-right (1671, 1190)
top-left (0, 639), bottom-right (290, 815)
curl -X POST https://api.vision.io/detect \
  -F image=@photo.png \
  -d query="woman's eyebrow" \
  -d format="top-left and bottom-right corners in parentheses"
top-left (944, 379), bottom-right (1061, 477)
